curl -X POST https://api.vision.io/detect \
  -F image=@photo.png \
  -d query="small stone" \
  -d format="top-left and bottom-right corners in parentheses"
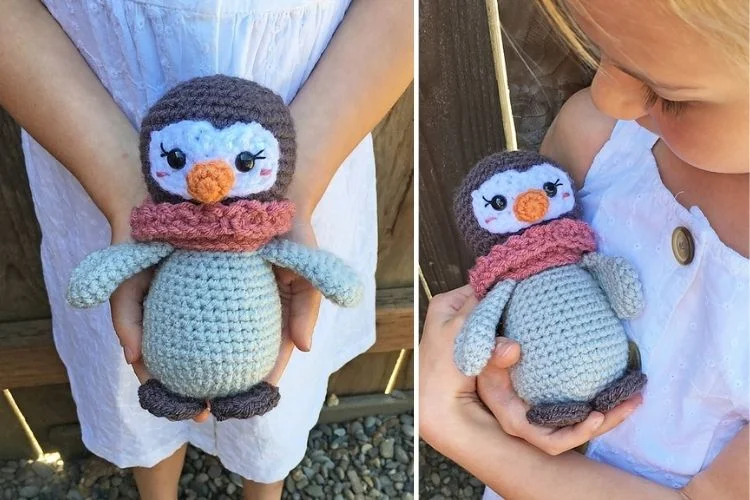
top-left (333, 428), bottom-right (346, 437)
top-left (360, 444), bottom-right (373, 454)
top-left (431, 473), bottom-right (440, 486)
top-left (207, 465), bottom-right (222, 479)
top-left (31, 462), bottom-right (55, 479)
top-left (18, 485), bottom-right (40, 498)
top-left (226, 483), bottom-right (237, 495)
top-left (295, 477), bottom-right (309, 490)
top-left (304, 484), bottom-right (325, 498)
top-left (364, 416), bottom-right (378, 429)
top-left (229, 473), bottom-right (243, 488)
top-left (196, 472), bottom-right (209, 483)
top-left (401, 424), bottom-right (414, 438)
top-left (379, 439), bottom-right (395, 459)
top-left (187, 448), bottom-right (200, 461)
top-left (291, 469), bottom-right (304, 482)
top-left (395, 446), bottom-right (409, 464)
top-left (65, 490), bottom-right (84, 500)
top-left (347, 470), bottom-right (364, 494)
top-left (326, 394), bottom-right (340, 407)
top-left (390, 390), bottom-right (406, 399)
top-left (180, 473), bottom-right (194, 486)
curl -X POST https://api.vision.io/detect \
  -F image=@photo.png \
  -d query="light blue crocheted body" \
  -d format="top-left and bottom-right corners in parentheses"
top-left (143, 250), bottom-right (281, 399)
top-left (504, 264), bottom-right (629, 405)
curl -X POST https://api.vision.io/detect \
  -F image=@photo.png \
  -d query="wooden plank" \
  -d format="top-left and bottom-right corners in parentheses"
top-left (370, 287), bottom-right (413, 353)
top-left (0, 391), bottom-right (37, 459)
top-left (0, 319), bottom-right (67, 389)
top-left (0, 287), bottom-right (412, 389)
top-left (373, 86), bottom-right (415, 289)
top-left (498, 0), bottom-right (592, 150)
top-left (418, 0), bottom-right (507, 295)
top-left (8, 384), bottom-right (78, 456)
top-left (0, 107), bottom-right (49, 323)
top-left (318, 391), bottom-right (413, 424)
top-left (327, 351), bottom-right (401, 396)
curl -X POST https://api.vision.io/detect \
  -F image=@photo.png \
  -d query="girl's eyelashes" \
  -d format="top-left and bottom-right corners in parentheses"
top-left (641, 85), bottom-right (689, 117)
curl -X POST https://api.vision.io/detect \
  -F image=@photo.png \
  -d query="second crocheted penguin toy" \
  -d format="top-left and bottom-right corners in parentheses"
top-left (453, 150), bottom-right (646, 427)
top-left (67, 75), bottom-right (363, 422)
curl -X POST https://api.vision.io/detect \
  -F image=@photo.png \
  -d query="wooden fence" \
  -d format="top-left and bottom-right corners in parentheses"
top-left (419, 0), bottom-right (592, 298)
top-left (0, 79), bottom-right (413, 458)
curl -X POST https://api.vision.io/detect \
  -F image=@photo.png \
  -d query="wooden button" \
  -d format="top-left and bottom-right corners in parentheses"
top-left (671, 226), bottom-right (694, 265)
top-left (627, 340), bottom-right (642, 371)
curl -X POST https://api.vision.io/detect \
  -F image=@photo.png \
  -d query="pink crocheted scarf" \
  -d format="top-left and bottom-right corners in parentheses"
top-left (130, 198), bottom-right (295, 251)
top-left (469, 218), bottom-right (596, 298)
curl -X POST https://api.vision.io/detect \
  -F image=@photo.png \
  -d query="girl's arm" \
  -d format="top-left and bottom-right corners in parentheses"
top-left (0, 0), bottom-right (145, 237)
top-left (0, 1), bottom-right (158, 387)
top-left (271, 0), bottom-right (413, 354)
top-left (420, 287), bottom-right (748, 500)
top-left (287, 0), bottom-right (414, 218)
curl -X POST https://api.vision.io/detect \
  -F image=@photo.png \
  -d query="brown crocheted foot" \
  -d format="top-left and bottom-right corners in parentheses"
top-left (138, 379), bottom-right (208, 421)
top-left (592, 370), bottom-right (647, 413)
top-left (210, 382), bottom-right (280, 421)
top-left (527, 401), bottom-right (592, 428)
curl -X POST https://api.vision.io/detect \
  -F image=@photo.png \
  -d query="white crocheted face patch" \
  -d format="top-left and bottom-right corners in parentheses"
top-left (148, 120), bottom-right (281, 200)
top-left (471, 163), bottom-right (575, 234)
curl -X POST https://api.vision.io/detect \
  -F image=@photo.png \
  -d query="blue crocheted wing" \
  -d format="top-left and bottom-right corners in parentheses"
top-left (454, 279), bottom-right (517, 376)
top-left (259, 239), bottom-right (363, 307)
top-left (580, 252), bottom-right (644, 320)
top-left (67, 242), bottom-right (174, 308)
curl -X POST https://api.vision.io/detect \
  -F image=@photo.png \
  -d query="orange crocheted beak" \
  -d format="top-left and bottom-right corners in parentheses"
top-left (513, 189), bottom-right (549, 223)
top-left (187, 160), bottom-right (235, 204)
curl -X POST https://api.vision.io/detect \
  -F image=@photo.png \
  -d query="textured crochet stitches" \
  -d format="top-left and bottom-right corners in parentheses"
top-left (67, 75), bottom-right (363, 421)
top-left (453, 150), bottom-right (647, 427)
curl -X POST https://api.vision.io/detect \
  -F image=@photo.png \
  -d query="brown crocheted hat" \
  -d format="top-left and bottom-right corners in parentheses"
top-left (454, 150), bottom-right (581, 257)
top-left (140, 75), bottom-right (295, 204)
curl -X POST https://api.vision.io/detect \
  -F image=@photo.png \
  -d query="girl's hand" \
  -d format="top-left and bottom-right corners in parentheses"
top-left (264, 215), bottom-right (322, 385)
top-left (477, 339), bottom-right (643, 456)
top-left (420, 284), bottom-right (641, 457)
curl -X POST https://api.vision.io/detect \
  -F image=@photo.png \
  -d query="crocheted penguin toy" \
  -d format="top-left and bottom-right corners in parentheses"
top-left (67, 75), bottom-right (363, 422)
top-left (453, 150), bottom-right (646, 427)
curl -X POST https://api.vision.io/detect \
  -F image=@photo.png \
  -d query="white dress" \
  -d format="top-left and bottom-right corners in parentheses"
top-left (485, 120), bottom-right (749, 497)
top-left (24, 0), bottom-right (377, 483)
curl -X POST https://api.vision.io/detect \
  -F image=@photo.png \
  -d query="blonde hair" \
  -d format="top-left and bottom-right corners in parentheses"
top-left (535, 0), bottom-right (749, 68)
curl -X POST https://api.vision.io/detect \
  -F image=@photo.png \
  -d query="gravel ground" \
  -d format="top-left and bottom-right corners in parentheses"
top-left (0, 413), bottom-right (414, 499)
top-left (418, 440), bottom-right (483, 499)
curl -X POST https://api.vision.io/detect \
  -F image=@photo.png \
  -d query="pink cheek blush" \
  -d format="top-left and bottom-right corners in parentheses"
top-left (156, 171), bottom-right (169, 178)
top-left (260, 168), bottom-right (272, 176)
top-left (562, 192), bottom-right (570, 199)
top-left (485, 216), bottom-right (497, 224)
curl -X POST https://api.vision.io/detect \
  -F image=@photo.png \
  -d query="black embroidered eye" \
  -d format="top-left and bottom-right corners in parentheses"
top-left (543, 179), bottom-right (563, 197)
top-left (159, 143), bottom-right (186, 169)
top-left (235, 150), bottom-right (266, 172)
top-left (483, 195), bottom-right (507, 211)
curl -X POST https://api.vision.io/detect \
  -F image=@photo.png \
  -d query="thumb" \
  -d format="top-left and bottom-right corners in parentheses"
top-left (488, 338), bottom-right (521, 369)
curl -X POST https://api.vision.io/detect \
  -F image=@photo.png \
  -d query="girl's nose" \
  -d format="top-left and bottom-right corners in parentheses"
top-left (590, 62), bottom-right (648, 121)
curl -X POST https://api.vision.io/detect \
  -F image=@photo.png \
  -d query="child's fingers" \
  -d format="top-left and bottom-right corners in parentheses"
top-left (264, 337), bottom-right (295, 386)
top-left (110, 270), bottom-right (151, 364)
top-left (592, 394), bottom-right (643, 437)
top-left (542, 412), bottom-right (606, 455)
